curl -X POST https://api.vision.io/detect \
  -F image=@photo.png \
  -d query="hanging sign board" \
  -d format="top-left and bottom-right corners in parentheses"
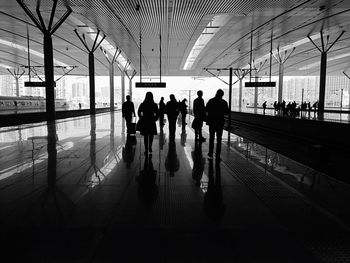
top-left (25, 81), bottom-right (56, 87)
top-left (135, 82), bottom-right (166, 88)
top-left (245, 82), bottom-right (276, 87)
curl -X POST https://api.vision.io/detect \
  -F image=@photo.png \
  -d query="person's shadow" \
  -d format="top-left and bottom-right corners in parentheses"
top-left (180, 126), bottom-right (187, 146)
top-left (192, 141), bottom-right (205, 187)
top-left (203, 160), bottom-right (226, 222)
top-left (122, 134), bottom-right (137, 168)
top-left (136, 155), bottom-right (158, 210)
top-left (165, 141), bottom-right (180, 177)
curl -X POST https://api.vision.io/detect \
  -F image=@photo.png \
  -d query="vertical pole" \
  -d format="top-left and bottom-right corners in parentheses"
top-left (44, 33), bottom-right (55, 121)
top-left (340, 88), bottom-right (343, 109)
top-left (188, 90), bottom-right (191, 113)
top-left (47, 121), bottom-right (57, 187)
top-left (229, 67), bottom-right (233, 129)
top-left (254, 71), bottom-right (259, 109)
top-left (89, 51), bottom-right (95, 114)
top-left (129, 78), bottom-right (132, 100)
top-left (15, 78), bottom-right (20, 96)
top-left (121, 70), bottom-right (125, 105)
top-left (109, 63), bottom-right (114, 111)
top-left (239, 78), bottom-right (243, 109)
top-left (301, 88), bottom-right (304, 105)
top-left (278, 63), bottom-right (284, 103)
top-left (319, 52), bottom-right (327, 112)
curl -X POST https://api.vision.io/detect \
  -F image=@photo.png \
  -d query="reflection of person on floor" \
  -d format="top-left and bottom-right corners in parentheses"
top-left (192, 90), bottom-right (206, 142)
top-left (136, 155), bottom-right (158, 210)
top-left (180, 126), bottom-right (187, 146)
top-left (192, 141), bottom-right (205, 187)
top-left (138, 92), bottom-right (159, 155)
top-left (206, 89), bottom-right (229, 161)
top-left (166, 94), bottom-right (179, 141)
top-left (159, 124), bottom-right (166, 150)
top-left (204, 160), bottom-right (225, 221)
top-left (165, 141), bottom-right (180, 177)
top-left (122, 134), bottom-right (136, 168)
top-left (122, 95), bottom-right (136, 134)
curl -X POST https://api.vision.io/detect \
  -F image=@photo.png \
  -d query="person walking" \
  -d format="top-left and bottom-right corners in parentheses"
top-left (166, 94), bottom-right (179, 142)
top-left (262, 101), bottom-right (267, 114)
top-left (159, 97), bottom-right (166, 127)
top-left (179, 98), bottom-right (188, 127)
top-left (205, 89), bottom-right (229, 162)
top-left (122, 95), bottom-right (136, 134)
top-left (192, 90), bottom-right (206, 142)
top-left (137, 92), bottom-right (159, 155)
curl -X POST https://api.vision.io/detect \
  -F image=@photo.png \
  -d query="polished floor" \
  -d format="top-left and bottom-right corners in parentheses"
top-left (0, 112), bottom-right (349, 262)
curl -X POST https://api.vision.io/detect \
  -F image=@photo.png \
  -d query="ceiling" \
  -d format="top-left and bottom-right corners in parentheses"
top-left (0, 0), bottom-right (350, 78)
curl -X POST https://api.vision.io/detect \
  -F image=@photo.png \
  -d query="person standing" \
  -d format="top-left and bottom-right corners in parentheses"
top-left (262, 101), bottom-right (267, 114)
top-left (137, 92), bottom-right (159, 154)
top-left (166, 94), bottom-right (179, 141)
top-left (159, 97), bottom-right (166, 127)
top-left (122, 95), bottom-right (136, 134)
top-left (192, 90), bottom-right (206, 142)
top-left (205, 89), bottom-right (229, 161)
top-left (179, 98), bottom-right (188, 127)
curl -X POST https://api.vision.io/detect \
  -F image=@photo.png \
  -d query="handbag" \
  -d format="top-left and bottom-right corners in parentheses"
top-left (136, 118), bottom-right (143, 132)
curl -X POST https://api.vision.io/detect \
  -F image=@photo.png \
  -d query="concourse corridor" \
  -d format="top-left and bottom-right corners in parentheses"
top-left (0, 112), bottom-right (349, 262)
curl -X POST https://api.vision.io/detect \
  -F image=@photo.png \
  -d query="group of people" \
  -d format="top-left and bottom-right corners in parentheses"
top-left (272, 100), bottom-right (319, 117)
top-left (122, 89), bottom-right (229, 161)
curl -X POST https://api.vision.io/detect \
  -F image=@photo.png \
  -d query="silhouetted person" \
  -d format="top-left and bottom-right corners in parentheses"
top-left (180, 125), bottom-right (187, 146)
top-left (179, 98), bottom-right (188, 127)
top-left (166, 94), bottom-right (179, 141)
top-left (192, 90), bottom-right (206, 142)
top-left (192, 141), bottom-right (205, 187)
top-left (136, 155), bottom-right (158, 210)
top-left (122, 95), bottom-right (136, 134)
top-left (137, 92), bottom-right (159, 154)
top-left (262, 101), bottom-right (267, 114)
top-left (165, 141), bottom-right (179, 177)
top-left (206, 89), bottom-right (229, 161)
top-left (122, 134), bottom-right (136, 168)
top-left (203, 160), bottom-right (225, 221)
top-left (159, 97), bottom-right (166, 127)
top-left (78, 102), bottom-right (82, 109)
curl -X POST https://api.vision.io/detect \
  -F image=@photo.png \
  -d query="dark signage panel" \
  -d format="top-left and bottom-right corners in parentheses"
top-left (135, 82), bottom-right (166, 88)
top-left (245, 82), bottom-right (276, 87)
top-left (25, 81), bottom-right (56, 87)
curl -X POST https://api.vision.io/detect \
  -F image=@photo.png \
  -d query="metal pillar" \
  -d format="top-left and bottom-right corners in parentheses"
top-left (254, 72), bottom-right (259, 109)
top-left (129, 78), bottom-right (133, 99)
top-left (109, 63), bottom-right (115, 111)
top-left (16, 0), bottom-right (72, 121)
top-left (273, 47), bottom-right (295, 104)
top-left (47, 121), bottom-right (57, 187)
top-left (74, 29), bottom-right (106, 115)
top-left (228, 67), bottom-right (233, 130)
top-left (301, 88), bottom-right (304, 104)
top-left (278, 63), bottom-right (284, 103)
top-left (121, 70), bottom-right (125, 105)
top-left (319, 52), bottom-right (327, 111)
top-left (308, 30), bottom-right (345, 112)
top-left (239, 78), bottom-right (243, 108)
top-left (234, 69), bottom-right (250, 109)
top-left (7, 67), bottom-right (25, 96)
top-left (44, 33), bottom-right (55, 119)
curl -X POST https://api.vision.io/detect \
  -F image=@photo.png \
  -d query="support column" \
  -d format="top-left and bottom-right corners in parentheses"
top-left (7, 67), bottom-right (25, 96)
top-left (308, 30), bottom-right (345, 112)
top-left (254, 72), bottom-right (259, 109)
top-left (228, 68), bottom-right (233, 130)
top-left (75, 29), bottom-right (106, 115)
top-left (319, 52), bottom-right (327, 112)
top-left (88, 52), bottom-right (96, 114)
top-left (44, 33), bottom-right (55, 120)
top-left (129, 78), bottom-right (132, 99)
top-left (16, 0), bottom-right (71, 121)
top-left (239, 78), bottom-right (243, 109)
top-left (121, 70), bottom-right (125, 105)
top-left (278, 63), bottom-right (284, 103)
top-left (109, 63), bottom-right (114, 111)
